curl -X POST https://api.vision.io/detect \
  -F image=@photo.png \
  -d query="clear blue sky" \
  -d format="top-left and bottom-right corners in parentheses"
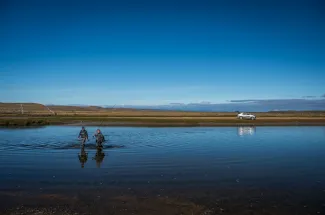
top-left (1, 0), bottom-right (325, 105)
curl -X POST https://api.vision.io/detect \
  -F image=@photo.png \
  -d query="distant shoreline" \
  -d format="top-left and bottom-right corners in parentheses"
top-left (1, 104), bottom-right (325, 127)
top-left (64, 121), bottom-right (325, 127)
top-left (1, 116), bottom-right (325, 127)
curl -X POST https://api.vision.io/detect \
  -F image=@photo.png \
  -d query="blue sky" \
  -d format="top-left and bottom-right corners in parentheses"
top-left (1, 0), bottom-right (325, 106)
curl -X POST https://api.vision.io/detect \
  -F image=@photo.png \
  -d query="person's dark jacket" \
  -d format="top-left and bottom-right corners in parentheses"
top-left (79, 129), bottom-right (88, 139)
top-left (95, 132), bottom-right (105, 143)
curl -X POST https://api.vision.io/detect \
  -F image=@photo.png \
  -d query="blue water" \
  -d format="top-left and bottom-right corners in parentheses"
top-left (1, 126), bottom-right (325, 193)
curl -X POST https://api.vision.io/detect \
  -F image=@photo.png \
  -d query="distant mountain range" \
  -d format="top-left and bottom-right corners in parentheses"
top-left (101, 98), bottom-right (325, 112)
top-left (46, 98), bottom-right (325, 112)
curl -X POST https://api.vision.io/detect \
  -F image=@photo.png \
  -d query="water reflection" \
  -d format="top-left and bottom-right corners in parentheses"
top-left (237, 126), bottom-right (256, 136)
top-left (78, 145), bottom-right (88, 168)
top-left (93, 146), bottom-right (105, 168)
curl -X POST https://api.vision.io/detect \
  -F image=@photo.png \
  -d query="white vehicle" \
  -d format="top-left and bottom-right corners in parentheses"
top-left (237, 112), bottom-right (256, 120)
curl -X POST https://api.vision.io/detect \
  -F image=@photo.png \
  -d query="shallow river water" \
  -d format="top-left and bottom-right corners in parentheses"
top-left (0, 126), bottom-right (325, 214)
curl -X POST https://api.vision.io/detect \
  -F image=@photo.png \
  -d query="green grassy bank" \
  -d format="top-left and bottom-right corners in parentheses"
top-left (1, 116), bottom-right (325, 127)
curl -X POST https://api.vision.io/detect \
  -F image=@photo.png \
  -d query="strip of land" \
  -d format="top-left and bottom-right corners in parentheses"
top-left (1, 102), bottom-right (325, 127)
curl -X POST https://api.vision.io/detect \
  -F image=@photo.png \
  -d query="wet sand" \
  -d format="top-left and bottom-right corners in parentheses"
top-left (0, 188), bottom-right (211, 215)
top-left (1, 185), bottom-right (325, 215)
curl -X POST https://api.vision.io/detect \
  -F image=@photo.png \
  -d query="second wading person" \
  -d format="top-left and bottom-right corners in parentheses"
top-left (93, 129), bottom-right (105, 148)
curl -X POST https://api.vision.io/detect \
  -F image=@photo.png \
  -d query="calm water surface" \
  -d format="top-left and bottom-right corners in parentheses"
top-left (0, 126), bottom-right (325, 214)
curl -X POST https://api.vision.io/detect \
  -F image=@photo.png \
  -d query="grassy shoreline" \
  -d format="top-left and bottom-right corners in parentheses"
top-left (1, 103), bottom-right (325, 127)
top-left (1, 116), bottom-right (325, 127)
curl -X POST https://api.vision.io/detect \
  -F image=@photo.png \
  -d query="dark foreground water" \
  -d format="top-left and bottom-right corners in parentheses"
top-left (0, 126), bottom-right (325, 215)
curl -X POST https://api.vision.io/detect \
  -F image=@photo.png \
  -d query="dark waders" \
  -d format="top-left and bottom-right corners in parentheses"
top-left (81, 137), bottom-right (87, 146)
top-left (96, 139), bottom-right (103, 149)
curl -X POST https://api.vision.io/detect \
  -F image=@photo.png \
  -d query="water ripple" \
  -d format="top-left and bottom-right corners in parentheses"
top-left (1, 126), bottom-right (325, 192)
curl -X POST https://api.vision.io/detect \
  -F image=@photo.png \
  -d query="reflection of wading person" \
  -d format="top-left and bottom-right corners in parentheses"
top-left (94, 147), bottom-right (105, 168)
top-left (78, 145), bottom-right (88, 168)
top-left (78, 126), bottom-right (88, 146)
top-left (93, 129), bottom-right (105, 148)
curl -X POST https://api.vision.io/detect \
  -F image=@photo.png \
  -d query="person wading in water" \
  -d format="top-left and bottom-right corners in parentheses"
top-left (78, 126), bottom-right (89, 146)
top-left (93, 129), bottom-right (105, 148)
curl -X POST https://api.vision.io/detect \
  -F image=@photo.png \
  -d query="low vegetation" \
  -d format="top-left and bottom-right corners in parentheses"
top-left (1, 102), bottom-right (325, 127)
top-left (1, 116), bottom-right (325, 127)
